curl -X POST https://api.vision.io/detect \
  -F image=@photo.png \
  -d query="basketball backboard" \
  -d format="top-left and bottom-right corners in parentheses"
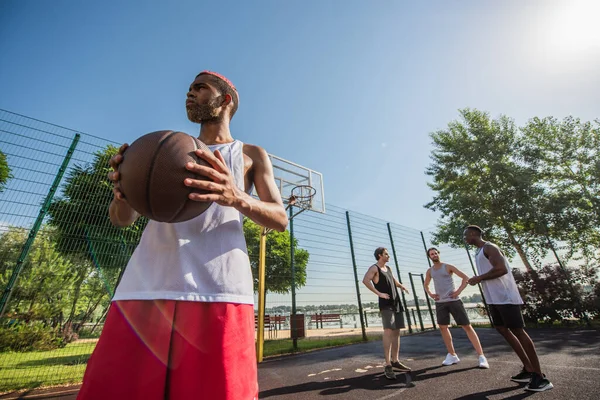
top-left (253, 154), bottom-right (325, 214)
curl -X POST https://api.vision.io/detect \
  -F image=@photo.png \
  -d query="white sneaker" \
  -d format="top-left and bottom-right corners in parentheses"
top-left (478, 355), bottom-right (489, 369)
top-left (442, 353), bottom-right (460, 366)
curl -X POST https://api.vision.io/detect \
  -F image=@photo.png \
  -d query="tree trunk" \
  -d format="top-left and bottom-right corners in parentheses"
top-left (90, 305), bottom-right (110, 334)
top-left (65, 265), bottom-right (90, 327)
top-left (28, 276), bottom-right (46, 313)
top-left (504, 225), bottom-right (535, 273)
top-left (77, 293), bottom-right (106, 331)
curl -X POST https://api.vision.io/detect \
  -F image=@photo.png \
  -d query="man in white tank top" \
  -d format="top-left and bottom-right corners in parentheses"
top-left (424, 247), bottom-right (488, 369)
top-left (465, 225), bottom-right (553, 392)
top-left (78, 71), bottom-right (288, 400)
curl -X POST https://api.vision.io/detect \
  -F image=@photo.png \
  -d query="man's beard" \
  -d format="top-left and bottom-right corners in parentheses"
top-left (187, 98), bottom-right (223, 124)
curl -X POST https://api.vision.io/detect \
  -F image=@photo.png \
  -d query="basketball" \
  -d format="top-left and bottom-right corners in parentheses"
top-left (118, 130), bottom-right (213, 223)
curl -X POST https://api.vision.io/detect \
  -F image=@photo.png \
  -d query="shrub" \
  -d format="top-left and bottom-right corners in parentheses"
top-left (0, 321), bottom-right (66, 352)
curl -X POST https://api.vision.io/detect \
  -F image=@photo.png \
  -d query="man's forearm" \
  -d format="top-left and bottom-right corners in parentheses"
top-left (479, 267), bottom-right (508, 281)
top-left (423, 284), bottom-right (433, 296)
top-left (363, 281), bottom-right (380, 297)
top-left (235, 191), bottom-right (288, 232)
top-left (455, 280), bottom-right (468, 294)
top-left (109, 199), bottom-right (138, 227)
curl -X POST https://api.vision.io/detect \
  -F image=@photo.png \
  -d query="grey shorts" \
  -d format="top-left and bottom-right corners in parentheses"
top-left (381, 309), bottom-right (405, 330)
top-left (436, 300), bottom-right (470, 326)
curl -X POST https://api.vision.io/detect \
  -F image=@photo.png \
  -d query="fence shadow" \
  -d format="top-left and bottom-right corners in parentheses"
top-left (16, 354), bottom-right (91, 368)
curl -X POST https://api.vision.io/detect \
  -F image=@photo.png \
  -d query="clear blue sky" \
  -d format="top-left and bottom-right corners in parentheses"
top-left (1, 0), bottom-right (599, 231)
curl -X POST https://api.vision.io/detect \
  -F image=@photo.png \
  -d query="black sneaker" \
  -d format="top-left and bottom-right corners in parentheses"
top-left (525, 373), bottom-right (554, 392)
top-left (391, 360), bottom-right (412, 372)
top-left (384, 365), bottom-right (397, 380)
top-left (510, 368), bottom-right (534, 383)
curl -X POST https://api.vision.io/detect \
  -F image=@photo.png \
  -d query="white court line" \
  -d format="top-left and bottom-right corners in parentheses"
top-left (374, 388), bottom-right (408, 400)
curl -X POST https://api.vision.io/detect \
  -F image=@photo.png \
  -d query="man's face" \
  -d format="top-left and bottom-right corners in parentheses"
top-left (380, 250), bottom-right (390, 262)
top-left (463, 229), bottom-right (475, 245)
top-left (428, 249), bottom-right (440, 262)
top-left (186, 75), bottom-right (224, 123)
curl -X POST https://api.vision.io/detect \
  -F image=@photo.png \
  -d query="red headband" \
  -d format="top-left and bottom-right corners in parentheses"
top-left (199, 71), bottom-right (237, 92)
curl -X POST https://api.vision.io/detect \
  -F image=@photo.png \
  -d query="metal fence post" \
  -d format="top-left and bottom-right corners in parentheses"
top-left (419, 233), bottom-right (437, 330)
top-left (0, 133), bottom-right (80, 317)
top-left (289, 206), bottom-right (299, 349)
top-left (419, 273), bottom-right (436, 330)
top-left (387, 223), bottom-right (413, 333)
top-left (346, 211), bottom-right (367, 341)
top-left (408, 273), bottom-right (425, 331)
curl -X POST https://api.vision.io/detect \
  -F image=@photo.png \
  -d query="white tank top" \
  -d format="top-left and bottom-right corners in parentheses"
top-left (113, 140), bottom-right (253, 305)
top-left (474, 242), bottom-right (523, 305)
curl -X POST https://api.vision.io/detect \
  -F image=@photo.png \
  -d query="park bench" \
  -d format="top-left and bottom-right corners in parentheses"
top-left (310, 313), bottom-right (343, 329)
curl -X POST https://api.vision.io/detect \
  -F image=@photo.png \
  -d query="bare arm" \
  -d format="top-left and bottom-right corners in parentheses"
top-left (468, 244), bottom-right (508, 285)
top-left (107, 144), bottom-right (139, 227)
top-left (447, 264), bottom-right (469, 298)
top-left (362, 266), bottom-right (389, 299)
top-left (424, 269), bottom-right (439, 300)
top-left (236, 145), bottom-right (288, 231)
top-left (393, 276), bottom-right (410, 294)
top-left (109, 197), bottom-right (139, 227)
top-left (185, 144), bottom-right (288, 232)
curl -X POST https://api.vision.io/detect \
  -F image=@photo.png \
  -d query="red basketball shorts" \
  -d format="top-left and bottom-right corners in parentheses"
top-left (77, 300), bottom-right (258, 400)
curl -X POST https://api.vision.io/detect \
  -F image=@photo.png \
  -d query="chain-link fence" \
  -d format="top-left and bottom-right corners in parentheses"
top-left (0, 109), bottom-right (595, 392)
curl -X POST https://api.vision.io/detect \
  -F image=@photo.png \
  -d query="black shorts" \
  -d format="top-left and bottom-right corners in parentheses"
top-left (489, 304), bottom-right (525, 329)
top-left (435, 300), bottom-right (470, 326)
top-left (381, 309), bottom-right (405, 330)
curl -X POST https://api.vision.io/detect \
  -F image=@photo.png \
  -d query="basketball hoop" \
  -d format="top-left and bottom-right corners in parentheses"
top-left (286, 185), bottom-right (316, 220)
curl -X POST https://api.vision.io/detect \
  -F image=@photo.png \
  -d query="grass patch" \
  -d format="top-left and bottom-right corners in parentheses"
top-left (0, 336), bottom-right (371, 392)
top-left (263, 335), bottom-right (368, 357)
top-left (0, 342), bottom-right (95, 393)
top-left (0, 336), bottom-right (371, 393)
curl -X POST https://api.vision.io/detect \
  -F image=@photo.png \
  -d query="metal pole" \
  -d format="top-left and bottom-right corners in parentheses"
top-left (465, 245), bottom-right (493, 326)
top-left (420, 273), bottom-right (437, 330)
top-left (408, 273), bottom-right (425, 331)
top-left (420, 231), bottom-right (433, 268)
top-left (387, 223), bottom-right (412, 333)
top-left (289, 206), bottom-right (298, 349)
top-left (346, 211), bottom-right (368, 341)
top-left (0, 133), bottom-right (80, 317)
top-left (546, 236), bottom-right (590, 326)
top-left (420, 232), bottom-right (438, 330)
top-left (256, 227), bottom-right (268, 362)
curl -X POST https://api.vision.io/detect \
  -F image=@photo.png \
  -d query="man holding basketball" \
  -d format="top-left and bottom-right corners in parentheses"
top-left (362, 247), bottom-right (411, 380)
top-left (465, 225), bottom-right (553, 392)
top-left (78, 71), bottom-right (288, 400)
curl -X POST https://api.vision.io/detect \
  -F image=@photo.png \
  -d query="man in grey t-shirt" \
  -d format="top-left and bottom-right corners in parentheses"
top-left (424, 247), bottom-right (489, 369)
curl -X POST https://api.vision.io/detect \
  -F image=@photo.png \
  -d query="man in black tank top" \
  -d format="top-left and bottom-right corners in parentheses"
top-left (362, 247), bottom-right (411, 380)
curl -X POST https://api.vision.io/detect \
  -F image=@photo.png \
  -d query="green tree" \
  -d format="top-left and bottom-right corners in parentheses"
top-left (520, 117), bottom-right (600, 263)
top-left (243, 218), bottom-right (309, 298)
top-left (0, 227), bottom-right (73, 327)
top-left (0, 150), bottom-right (12, 192)
top-left (47, 145), bottom-right (147, 271)
top-left (45, 146), bottom-right (147, 333)
top-left (425, 109), bottom-right (545, 271)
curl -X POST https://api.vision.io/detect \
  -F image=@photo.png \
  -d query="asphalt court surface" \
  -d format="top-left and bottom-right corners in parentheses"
top-left (2, 328), bottom-right (599, 399)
